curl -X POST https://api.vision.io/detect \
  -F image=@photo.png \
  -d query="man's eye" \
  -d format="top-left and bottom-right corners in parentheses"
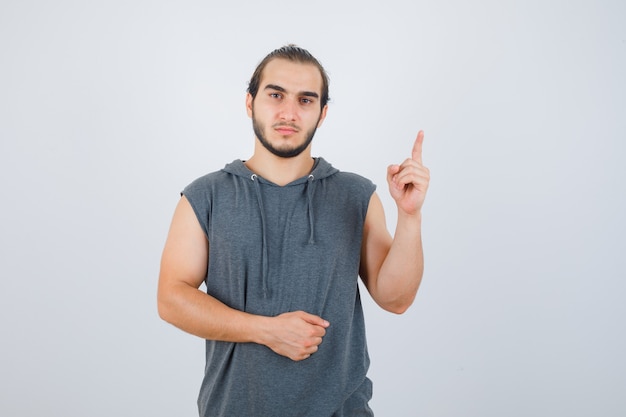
top-left (270, 93), bottom-right (282, 99)
top-left (300, 98), bottom-right (312, 104)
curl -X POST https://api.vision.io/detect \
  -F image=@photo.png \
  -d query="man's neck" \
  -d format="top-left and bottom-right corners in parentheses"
top-left (244, 150), bottom-right (315, 186)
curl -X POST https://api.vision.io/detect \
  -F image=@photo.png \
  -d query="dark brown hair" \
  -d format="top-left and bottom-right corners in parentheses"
top-left (247, 44), bottom-right (330, 109)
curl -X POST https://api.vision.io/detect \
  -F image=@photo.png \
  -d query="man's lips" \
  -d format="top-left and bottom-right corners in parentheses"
top-left (273, 125), bottom-right (299, 135)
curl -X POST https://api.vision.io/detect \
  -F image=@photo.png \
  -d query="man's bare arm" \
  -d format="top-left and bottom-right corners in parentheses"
top-left (359, 131), bottom-right (429, 314)
top-left (157, 196), bottom-right (329, 361)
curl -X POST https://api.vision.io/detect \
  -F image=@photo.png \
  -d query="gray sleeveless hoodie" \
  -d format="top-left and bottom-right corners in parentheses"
top-left (182, 157), bottom-right (376, 416)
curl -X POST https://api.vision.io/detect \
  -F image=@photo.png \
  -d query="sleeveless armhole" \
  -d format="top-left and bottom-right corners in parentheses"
top-left (181, 176), bottom-right (211, 240)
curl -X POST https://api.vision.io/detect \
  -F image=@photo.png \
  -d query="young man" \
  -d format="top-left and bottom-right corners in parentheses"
top-left (158, 45), bottom-right (430, 416)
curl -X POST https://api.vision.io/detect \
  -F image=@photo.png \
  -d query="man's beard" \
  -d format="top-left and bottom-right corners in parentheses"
top-left (252, 110), bottom-right (320, 158)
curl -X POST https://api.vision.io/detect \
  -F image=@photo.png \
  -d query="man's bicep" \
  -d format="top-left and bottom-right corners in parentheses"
top-left (359, 193), bottom-right (392, 292)
top-left (159, 195), bottom-right (209, 289)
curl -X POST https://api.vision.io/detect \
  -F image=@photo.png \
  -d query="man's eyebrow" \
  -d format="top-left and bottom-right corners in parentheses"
top-left (264, 84), bottom-right (287, 93)
top-left (263, 84), bottom-right (319, 99)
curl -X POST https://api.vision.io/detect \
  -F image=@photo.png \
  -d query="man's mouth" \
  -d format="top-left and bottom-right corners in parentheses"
top-left (273, 124), bottom-right (299, 135)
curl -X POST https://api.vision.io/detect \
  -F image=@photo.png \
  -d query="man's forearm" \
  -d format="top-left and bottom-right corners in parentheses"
top-left (374, 211), bottom-right (424, 314)
top-left (157, 281), bottom-right (329, 361)
top-left (158, 281), bottom-right (265, 343)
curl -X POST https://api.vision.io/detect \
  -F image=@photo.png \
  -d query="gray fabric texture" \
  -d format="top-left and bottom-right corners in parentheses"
top-left (182, 157), bottom-right (376, 417)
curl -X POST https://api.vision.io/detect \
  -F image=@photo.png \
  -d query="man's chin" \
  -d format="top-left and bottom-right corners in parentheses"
top-left (266, 146), bottom-right (307, 158)
top-left (261, 136), bottom-right (313, 158)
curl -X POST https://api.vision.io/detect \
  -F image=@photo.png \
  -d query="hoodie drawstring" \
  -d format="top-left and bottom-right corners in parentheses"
top-left (250, 172), bottom-right (317, 298)
top-left (306, 174), bottom-right (316, 244)
top-left (251, 174), bottom-right (270, 298)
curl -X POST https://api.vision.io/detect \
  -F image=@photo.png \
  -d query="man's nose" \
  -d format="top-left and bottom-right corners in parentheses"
top-left (278, 99), bottom-right (298, 120)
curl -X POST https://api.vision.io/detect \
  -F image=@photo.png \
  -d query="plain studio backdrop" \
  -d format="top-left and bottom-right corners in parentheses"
top-left (1, 1), bottom-right (624, 416)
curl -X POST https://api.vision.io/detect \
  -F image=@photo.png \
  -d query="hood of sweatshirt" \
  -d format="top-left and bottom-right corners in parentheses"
top-left (221, 157), bottom-right (338, 185)
top-left (221, 157), bottom-right (339, 297)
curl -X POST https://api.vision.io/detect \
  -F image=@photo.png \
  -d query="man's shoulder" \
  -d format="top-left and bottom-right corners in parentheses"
top-left (184, 160), bottom-right (245, 189)
top-left (333, 170), bottom-right (371, 182)
top-left (328, 169), bottom-right (375, 190)
top-left (320, 169), bottom-right (376, 200)
top-left (315, 158), bottom-right (371, 184)
top-left (181, 171), bottom-right (220, 196)
top-left (187, 169), bottom-right (227, 185)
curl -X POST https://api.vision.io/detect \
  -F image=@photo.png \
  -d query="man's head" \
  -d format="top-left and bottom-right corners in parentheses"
top-left (246, 45), bottom-right (330, 159)
top-left (247, 45), bottom-right (330, 110)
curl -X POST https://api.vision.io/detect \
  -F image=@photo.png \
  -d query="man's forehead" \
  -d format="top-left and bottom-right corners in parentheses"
top-left (260, 59), bottom-right (323, 94)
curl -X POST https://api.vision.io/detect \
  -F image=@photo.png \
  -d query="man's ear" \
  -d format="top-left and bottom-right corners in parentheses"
top-left (245, 93), bottom-right (253, 118)
top-left (317, 104), bottom-right (328, 127)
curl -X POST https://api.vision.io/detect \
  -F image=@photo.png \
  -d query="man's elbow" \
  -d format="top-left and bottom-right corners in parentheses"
top-left (382, 301), bottom-right (412, 315)
top-left (378, 295), bottom-right (416, 315)
top-left (369, 274), bottom-right (422, 315)
top-left (157, 288), bottom-right (177, 324)
top-left (157, 298), bottom-right (170, 322)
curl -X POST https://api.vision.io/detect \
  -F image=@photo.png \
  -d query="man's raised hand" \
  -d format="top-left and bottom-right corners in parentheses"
top-left (386, 130), bottom-right (430, 215)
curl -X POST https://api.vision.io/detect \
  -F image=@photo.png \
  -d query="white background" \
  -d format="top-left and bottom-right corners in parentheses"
top-left (1, 1), bottom-right (625, 416)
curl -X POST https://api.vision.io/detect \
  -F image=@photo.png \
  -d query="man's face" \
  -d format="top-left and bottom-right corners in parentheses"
top-left (246, 59), bottom-right (328, 158)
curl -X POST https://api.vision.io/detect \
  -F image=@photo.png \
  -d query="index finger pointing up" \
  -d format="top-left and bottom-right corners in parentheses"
top-left (412, 130), bottom-right (425, 164)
